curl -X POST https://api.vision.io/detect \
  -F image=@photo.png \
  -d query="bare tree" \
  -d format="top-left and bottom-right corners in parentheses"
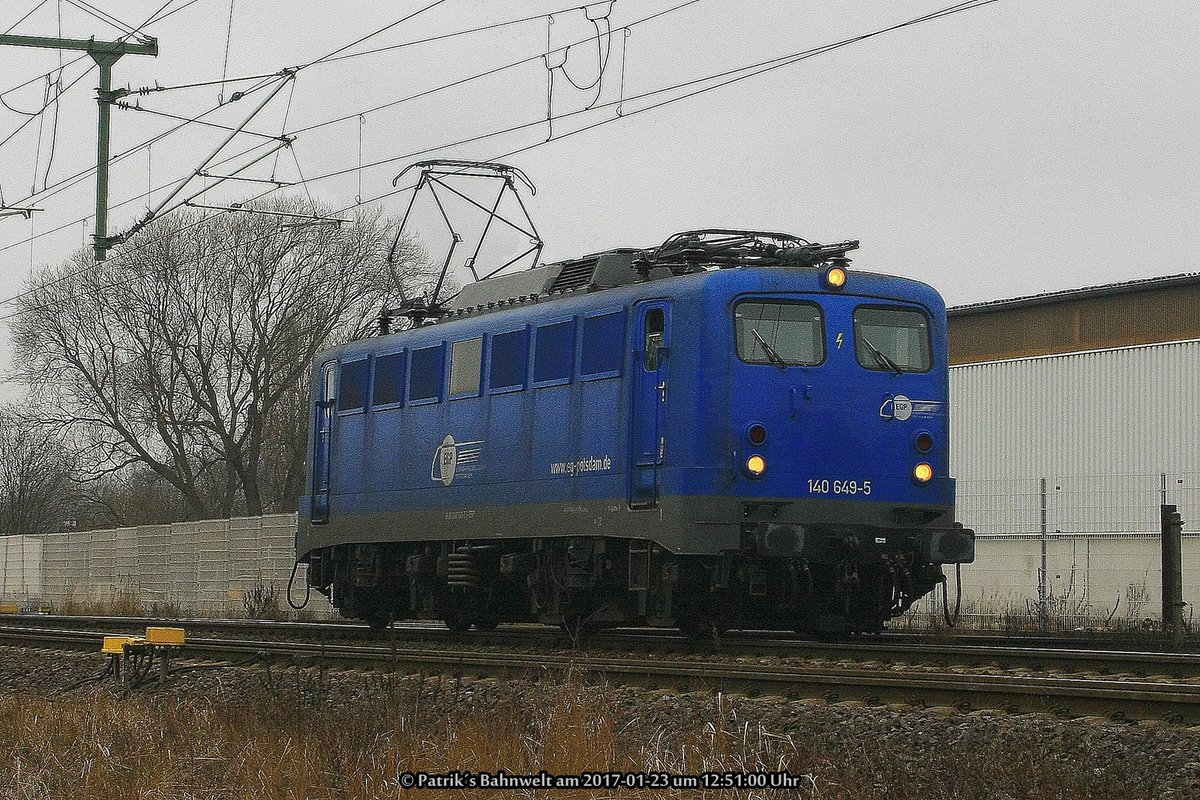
top-left (80, 466), bottom-right (193, 529)
top-left (0, 405), bottom-right (77, 534)
top-left (13, 198), bottom-right (425, 519)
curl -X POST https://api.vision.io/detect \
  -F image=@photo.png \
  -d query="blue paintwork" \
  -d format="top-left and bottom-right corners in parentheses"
top-left (298, 264), bottom-right (954, 536)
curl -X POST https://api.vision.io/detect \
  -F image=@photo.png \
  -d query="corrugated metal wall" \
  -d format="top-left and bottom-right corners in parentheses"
top-left (945, 339), bottom-right (1200, 623)
top-left (951, 339), bottom-right (1200, 483)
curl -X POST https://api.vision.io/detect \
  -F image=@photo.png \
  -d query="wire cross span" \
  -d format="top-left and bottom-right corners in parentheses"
top-left (108, 70), bottom-right (297, 247)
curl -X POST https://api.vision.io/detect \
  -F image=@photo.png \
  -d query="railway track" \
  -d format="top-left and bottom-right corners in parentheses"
top-left (2, 613), bottom-right (1198, 678)
top-left (4, 620), bottom-right (1200, 725)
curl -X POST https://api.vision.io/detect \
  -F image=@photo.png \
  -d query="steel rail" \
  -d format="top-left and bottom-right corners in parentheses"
top-left (3, 624), bottom-right (1200, 725)
top-left (2, 613), bottom-right (1197, 678)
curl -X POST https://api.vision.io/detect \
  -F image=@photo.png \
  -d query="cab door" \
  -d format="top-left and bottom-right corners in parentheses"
top-left (629, 301), bottom-right (670, 508)
top-left (311, 362), bottom-right (336, 523)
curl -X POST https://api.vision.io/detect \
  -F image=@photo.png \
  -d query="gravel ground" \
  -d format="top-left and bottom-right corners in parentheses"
top-left (3, 644), bottom-right (1200, 799)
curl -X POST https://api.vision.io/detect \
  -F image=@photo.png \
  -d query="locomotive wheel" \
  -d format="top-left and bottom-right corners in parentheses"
top-left (365, 613), bottom-right (391, 631)
top-left (677, 611), bottom-right (723, 641)
top-left (442, 611), bottom-right (472, 633)
top-left (473, 617), bottom-right (499, 632)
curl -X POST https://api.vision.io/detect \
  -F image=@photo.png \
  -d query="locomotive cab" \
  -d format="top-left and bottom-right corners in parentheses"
top-left (694, 263), bottom-right (973, 634)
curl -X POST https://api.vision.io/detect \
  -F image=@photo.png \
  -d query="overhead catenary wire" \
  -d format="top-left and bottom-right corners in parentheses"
top-left (61, 0), bottom-right (138, 36)
top-left (0, 50), bottom-right (90, 101)
top-left (1, 0), bottom-right (999, 304)
top-left (8, 0), bottom-right (981, 226)
top-left (137, 0), bottom-right (198, 31)
top-left (0, 0), bottom-right (187, 158)
top-left (0, 135), bottom-right (283, 259)
top-left (218, 0), bottom-right (235, 103)
top-left (124, 69), bottom-right (291, 97)
top-left (1, 69), bottom-right (293, 215)
top-left (2, 0), bottom-right (1001, 318)
top-left (113, 101), bottom-right (283, 141)
top-left (0, 1), bottom-right (478, 274)
top-left (299, 0), bottom-right (453, 69)
top-left (128, 0), bottom-right (600, 96)
top-left (0, 60), bottom-right (96, 152)
top-left (315, 1), bottom-right (603, 67)
top-left (40, 0), bottom-right (64, 190)
top-left (290, 0), bottom-right (699, 138)
top-left (3, 0), bottom-right (51, 35)
top-left (270, 75), bottom-right (299, 179)
top-left (2, 0), bottom-right (1006, 322)
top-left (1, 1), bottom-right (698, 230)
top-left (0, 0), bottom-right (499, 217)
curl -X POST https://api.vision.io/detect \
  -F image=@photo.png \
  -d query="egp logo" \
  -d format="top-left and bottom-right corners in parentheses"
top-left (880, 394), bottom-right (913, 421)
top-left (431, 435), bottom-right (457, 486)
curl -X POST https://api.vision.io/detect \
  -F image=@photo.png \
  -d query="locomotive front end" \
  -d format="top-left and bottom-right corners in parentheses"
top-left (713, 263), bottom-right (974, 634)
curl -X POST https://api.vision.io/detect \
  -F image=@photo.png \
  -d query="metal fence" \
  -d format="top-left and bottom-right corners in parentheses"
top-left (914, 472), bottom-right (1199, 627)
top-left (0, 514), bottom-right (312, 616)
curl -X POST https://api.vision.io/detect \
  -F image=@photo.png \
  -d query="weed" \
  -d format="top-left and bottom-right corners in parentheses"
top-left (242, 581), bottom-right (283, 620)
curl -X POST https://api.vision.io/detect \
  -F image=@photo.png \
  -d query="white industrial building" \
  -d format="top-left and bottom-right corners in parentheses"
top-left (944, 274), bottom-right (1200, 626)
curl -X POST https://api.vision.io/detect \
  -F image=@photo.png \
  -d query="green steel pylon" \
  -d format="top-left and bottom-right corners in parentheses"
top-left (0, 33), bottom-right (158, 261)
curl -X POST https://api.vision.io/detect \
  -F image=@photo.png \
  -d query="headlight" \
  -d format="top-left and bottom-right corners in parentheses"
top-left (747, 423), bottom-right (767, 445)
top-left (913, 462), bottom-right (933, 484)
top-left (746, 454), bottom-right (766, 478)
top-left (823, 265), bottom-right (847, 290)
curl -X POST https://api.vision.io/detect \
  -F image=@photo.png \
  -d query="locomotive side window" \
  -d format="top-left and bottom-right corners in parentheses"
top-left (580, 309), bottom-right (625, 379)
top-left (533, 320), bottom-right (574, 386)
top-left (489, 328), bottom-right (528, 392)
top-left (853, 306), bottom-right (931, 373)
top-left (644, 309), bottom-right (665, 371)
top-left (450, 337), bottom-right (483, 397)
top-left (409, 344), bottom-right (445, 403)
top-left (337, 358), bottom-right (369, 412)
top-left (372, 351), bottom-right (406, 407)
top-left (734, 301), bottom-right (824, 366)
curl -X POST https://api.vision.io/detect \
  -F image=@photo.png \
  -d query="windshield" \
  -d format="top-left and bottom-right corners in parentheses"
top-left (734, 301), bottom-right (824, 366)
top-left (853, 306), bottom-right (931, 373)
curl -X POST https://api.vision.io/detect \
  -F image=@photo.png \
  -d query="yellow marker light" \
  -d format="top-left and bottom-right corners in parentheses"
top-left (823, 265), bottom-right (847, 290)
top-left (746, 454), bottom-right (767, 477)
top-left (913, 462), bottom-right (934, 484)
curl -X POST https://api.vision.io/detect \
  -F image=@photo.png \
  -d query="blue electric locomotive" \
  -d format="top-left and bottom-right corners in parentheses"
top-left (297, 230), bottom-right (974, 635)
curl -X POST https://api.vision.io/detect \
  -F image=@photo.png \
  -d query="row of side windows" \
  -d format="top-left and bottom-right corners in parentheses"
top-left (336, 308), bottom-right (626, 413)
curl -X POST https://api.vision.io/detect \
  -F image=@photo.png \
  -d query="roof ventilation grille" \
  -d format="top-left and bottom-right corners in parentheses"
top-left (548, 259), bottom-right (598, 293)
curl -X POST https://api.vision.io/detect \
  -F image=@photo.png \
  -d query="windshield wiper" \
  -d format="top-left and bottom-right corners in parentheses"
top-left (751, 328), bottom-right (788, 369)
top-left (860, 336), bottom-right (903, 375)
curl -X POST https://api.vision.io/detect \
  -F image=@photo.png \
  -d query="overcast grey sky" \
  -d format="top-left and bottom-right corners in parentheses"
top-left (0, 0), bottom-right (1196, 363)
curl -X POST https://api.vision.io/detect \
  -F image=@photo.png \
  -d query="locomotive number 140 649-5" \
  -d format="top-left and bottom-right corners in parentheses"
top-left (807, 478), bottom-right (872, 496)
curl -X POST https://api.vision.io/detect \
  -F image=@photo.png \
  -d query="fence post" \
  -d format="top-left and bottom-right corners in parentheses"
top-left (1161, 504), bottom-right (1185, 652)
top-left (1039, 477), bottom-right (1048, 632)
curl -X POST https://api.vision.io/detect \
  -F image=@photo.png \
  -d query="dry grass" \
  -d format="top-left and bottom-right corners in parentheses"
top-left (57, 586), bottom-right (148, 618)
top-left (897, 591), bottom-right (1197, 646)
top-left (0, 660), bottom-right (1179, 800)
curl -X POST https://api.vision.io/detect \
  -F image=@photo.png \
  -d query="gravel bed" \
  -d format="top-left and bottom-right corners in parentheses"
top-left (3, 644), bottom-right (1200, 798)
